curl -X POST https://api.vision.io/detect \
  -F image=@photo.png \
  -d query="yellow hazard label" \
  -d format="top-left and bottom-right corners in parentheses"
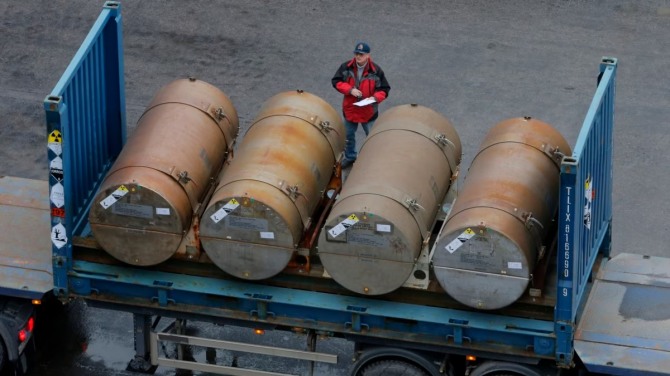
top-left (117, 185), bottom-right (129, 192)
top-left (348, 214), bottom-right (359, 221)
top-left (229, 198), bottom-right (239, 205)
top-left (48, 130), bottom-right (62, 143)
top-left (465, 228), bottom-right (475, 235)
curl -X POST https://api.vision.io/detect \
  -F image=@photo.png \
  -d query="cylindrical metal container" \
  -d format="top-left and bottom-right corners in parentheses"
top-left (200, 90), bottom-right (345, 280)
top-left (318, 104), bottom-right (462, 295)
top-left (89, 78), bottom-right (239, 266)
top-left (433, 117), bottom-right (571, 310)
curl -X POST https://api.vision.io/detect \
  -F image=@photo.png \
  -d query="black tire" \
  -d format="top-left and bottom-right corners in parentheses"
top-left (360, 359), bottom-right (429, 376)
top-left (0, 338), bottom-right (5, 372)
top-left (470, 361), bottom-right (543, 376)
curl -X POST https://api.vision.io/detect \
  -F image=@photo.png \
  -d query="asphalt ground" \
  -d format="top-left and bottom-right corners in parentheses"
top-left (1, 1), bottom-right (670, 375)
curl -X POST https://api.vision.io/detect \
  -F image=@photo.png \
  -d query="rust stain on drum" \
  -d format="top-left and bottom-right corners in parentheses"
top-left (89, 78), bottom-right (239, 266)
top-left (433, 117), bottom-right (571, 310)
top-left (319, 104), bottom-right (462, 296)
top-left (201, 90), bottom-right (344, 280)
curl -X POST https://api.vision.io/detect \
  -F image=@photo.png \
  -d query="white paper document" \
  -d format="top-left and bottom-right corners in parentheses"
top-left (354, 98), bottom-right (376, 107)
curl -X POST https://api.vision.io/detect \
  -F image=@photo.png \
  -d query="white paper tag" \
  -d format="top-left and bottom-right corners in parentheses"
top-left (260, 231), bottom-right (275, 240)
top-left (376, 224), bottom-right (391, 233)
top-left (507, 261), bottom-right (523, 270)
top-left (156, 208), bottom-right (170, 215)
top-left (210, 198), bottom-right (240, 223)
top-left (445, 228), bottom-right (475, 254)
top-left (328, 214), bottom-right (360, 238)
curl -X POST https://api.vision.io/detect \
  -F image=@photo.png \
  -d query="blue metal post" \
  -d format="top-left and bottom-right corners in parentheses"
top-left (555, 57), bottom-right (617, 367)
top-left (44, 1), bottom-right (126, 297)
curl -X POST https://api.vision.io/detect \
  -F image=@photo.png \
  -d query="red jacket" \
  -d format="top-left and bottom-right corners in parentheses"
top-left (331, 58), bottom-right (390, 123)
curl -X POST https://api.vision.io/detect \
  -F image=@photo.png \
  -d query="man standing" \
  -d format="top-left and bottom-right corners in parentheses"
top-left (331, 42), bottom-right (390, 168)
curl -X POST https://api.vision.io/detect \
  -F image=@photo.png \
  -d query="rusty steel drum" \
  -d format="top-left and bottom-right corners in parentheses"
top-left (433, 117), bottom-right (571, 310)
top-left (200, 90), bottom-right (345, 280)
top-left (318, 104), bottom-right (462, 295)
top-left (89, 78), bottom-right (239, 266)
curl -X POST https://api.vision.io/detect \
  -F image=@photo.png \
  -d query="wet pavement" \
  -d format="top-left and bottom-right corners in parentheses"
top-left (2, 0), bottom-right (670, 375)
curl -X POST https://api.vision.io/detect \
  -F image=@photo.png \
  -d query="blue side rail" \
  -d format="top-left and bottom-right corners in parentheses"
top-left (555, 57), bottom-right (617, 366)
top-left (44, 1), bottom-right (126, 297)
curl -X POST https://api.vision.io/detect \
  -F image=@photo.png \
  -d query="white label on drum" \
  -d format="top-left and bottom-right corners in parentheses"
top-left (508, 261), bottom-right (523, 270)
top-left (210, 198), bottom-right (240, 223)
top-left (376, 224), bottom-right (391, 233)
top-left (156, 208), bottom-right (170, 216)
top-left (328, 214), bottom-right (359, 238)
top-left (445, 228), bottom-right (475, 254)
top-left (99, 185), bottom-right (129, 209)
top-left (260, 231), bottom-right (275, 240)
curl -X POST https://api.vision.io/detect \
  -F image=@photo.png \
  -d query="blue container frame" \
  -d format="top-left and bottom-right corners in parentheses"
top-left (44, 1), bottom-right (126, 297)
top-left (555, 57), bottom-right (617, 366)
top-left (45, 2), bottom-right (618, 368)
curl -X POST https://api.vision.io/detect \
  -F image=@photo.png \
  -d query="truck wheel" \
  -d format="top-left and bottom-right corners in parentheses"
top-left (360, 359), bottom-right (429, 376)
top-left (0, 338), bottom-right (5, 371)
top-left (470, 361), bottom-right (543, 376)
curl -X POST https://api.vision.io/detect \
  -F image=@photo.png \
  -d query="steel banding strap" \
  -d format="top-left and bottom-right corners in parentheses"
top-left (446, 197), bottom-right (544, 253)
top-left (361, 124), bottom-right (459, 175)
top-left (221, 171), bottom-right (311, 228)
top-left (106, 163), bottom-right (201, 212)
top-left (252, 108), bottom-right (342, 160)
top-left (474, 140), bottom-right (564, 171)
top-left (339, 184), bottom-right (427, 240)
top-left (140, 99), bottom-right (236, 150)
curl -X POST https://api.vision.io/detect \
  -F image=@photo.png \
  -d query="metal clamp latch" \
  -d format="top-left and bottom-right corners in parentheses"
top-left (434, 133), bottom-right (456, 149)
top-left (405, 198), bottom-right (425, 212)
top-left (215, 107), bottom-right (226, 121)
top-left (178, 170), bottom-right (192, 184)
top-left (319, 120), bottom-right (332, 132)
top-left (285, 184), bottom-right (303, 201)
top-left (522, 211), bottom-right (545, 257)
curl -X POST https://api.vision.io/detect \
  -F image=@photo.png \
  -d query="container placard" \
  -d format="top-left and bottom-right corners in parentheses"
top-left (445, 228), bottom-right (475, 254)
top-left (328, 214), bottom-right (359, 238)
top-left (99, 185), bottom-right (129, 209)
top-left (210, 198), bottom-right (240, 223)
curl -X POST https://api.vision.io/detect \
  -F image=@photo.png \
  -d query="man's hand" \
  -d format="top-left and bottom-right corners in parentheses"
top-left (350, 88), bottom-right (363, 98)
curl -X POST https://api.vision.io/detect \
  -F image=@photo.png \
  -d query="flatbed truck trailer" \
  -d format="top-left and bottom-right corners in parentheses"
top-left (1, 2), bottom-right (669, 375)
top-left (0, 178), bottom-right (46, 373)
